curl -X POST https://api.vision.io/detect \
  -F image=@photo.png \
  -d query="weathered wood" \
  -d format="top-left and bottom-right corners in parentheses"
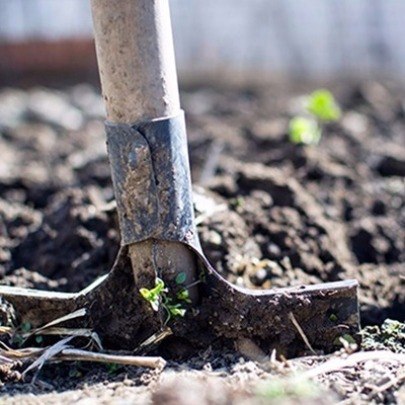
top-left (90, 0), bottom-right (198, 299)
top-left (90, 0), bottom-right (180, 123)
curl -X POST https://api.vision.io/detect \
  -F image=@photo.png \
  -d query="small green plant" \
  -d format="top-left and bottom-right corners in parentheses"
top-left (307, 89), bottom-right (341, 122)
top-left (255, 376), bottom-right (321, 401)
top-left (361, 319), bottom-right (405, 354)
top-left (164, 271), bottom-right (191, 322)
top-left (35, 335), bottom-right (44, 344)
top-left (329, 313), bottom-right (338, 322)
top-left (106, 363), bottom-right (120, 375)
top-left (69, 364), bottom-right (83, 378)
top-left (289, 116), bottom-right (321, 145)
top-left (12, 321), bottom-right (32, 347)
top-left (163, 300), bottom-right (186, 320)
top-left (333, 332), bottom-right (357, 348)
top-left (20, 321), bottom-right (32, 333)
top-left (139, 277), bottom-right (166, 311)
top-left (176, 288), bottom-right (191, 303)
top-left (289, 89), bottom-right (341, 145)
top-left (175, 272), bottom-right (187, 285)
top-left (230, 196), bottom-right (245, 210)
top-left (139, 276), bottom-right (188, 325)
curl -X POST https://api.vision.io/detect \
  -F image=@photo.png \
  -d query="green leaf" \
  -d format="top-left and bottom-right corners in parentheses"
top-left (140, 288), bottom-right (159, 310)
top-left (139, 278), bottom-right (166, 311)
top-left (361, 319), bottom-right (405, 353)
top-left (334, 333), bottom-right (356, 346)
top-left (35, 335), bottom-right (44, 344)
top-left (176, 288), bottom-right (191, 303)
top-left (381, 319), bottom-right (403, 336)
top-left (231, 196), bottom-right (245, 208)
top-left (13, 335), bottom-right (24, 347)
top-left (21, 322), bottom-right (32, 333)
top-left (199, 270), bottom-right (207, 283)
top-left (169, 306), bottom-right (186, 318)
top-left (256, 376), bottom-right (320, 400)
top-left (175, 272), bottom-right (187, 285)
top-left (289, 117), bottom-right (321, 145)
top-left (153, 278), bottom-right (166, 295)
top-left (329, 314), bottom-right (338, 322)
top-left (140, 287), bottom-right (160, 311)
top-left (69, 367), bottom-right (82, 378)
top-left (106, 363), bottom-right (120, 375)
top-left (306, 89), bottom-right (341, 122)
top-left (165, 300), bottom-right (187, 318)
top-left (139, 288), bottom-right (153, 301)
top-left (341, 334), bottom-right (356, 344)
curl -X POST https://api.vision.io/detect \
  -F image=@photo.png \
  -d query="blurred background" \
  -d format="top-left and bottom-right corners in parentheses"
top-left (0, 0), bottom-right (404, 85)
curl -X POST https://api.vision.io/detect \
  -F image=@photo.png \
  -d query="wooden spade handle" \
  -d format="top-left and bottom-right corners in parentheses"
top-left (90, 0), bottom-right (180, 123)
top-left (90, 0), bottom-right (198, 297)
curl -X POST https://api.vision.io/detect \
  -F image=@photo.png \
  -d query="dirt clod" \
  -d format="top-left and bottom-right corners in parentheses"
top-left (0, 81), bottom-right (404, 403)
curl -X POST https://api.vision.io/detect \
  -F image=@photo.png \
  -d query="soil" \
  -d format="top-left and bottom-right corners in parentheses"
top-left (0, 81), bottom-right (403, 403)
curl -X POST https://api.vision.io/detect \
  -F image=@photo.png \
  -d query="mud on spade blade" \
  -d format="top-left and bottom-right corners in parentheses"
top-left (0, 113), bottom-right (360, 357)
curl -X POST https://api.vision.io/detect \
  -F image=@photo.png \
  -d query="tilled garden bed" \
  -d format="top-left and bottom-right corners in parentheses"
top-left (0, 81), bottom-right (403, 403)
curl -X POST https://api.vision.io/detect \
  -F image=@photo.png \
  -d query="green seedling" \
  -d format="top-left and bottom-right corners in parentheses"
top-left (329, 313), bottom-right (338, 322)
top-left (306, 89), bottom-right (341, 122)
top-left (333, 333), bottom-right (356, 347)
top-left (199, 269), bottom-right (207, 284)
top-left (35, 335), bottom-right (44, 344)
top-left (139, 277), bottom-right (188, 324)
top-left (175, 272), bottom-right (187, 285)
top-left (106, 363), bottom-right (120, 375)
top-left (139, 277), bottom-right (166, 311)
top-left (230, 196), bottom-right (245, 210)
top-left (289, 89), bottom-right (341, 145)
top-left (164, 300), bottom-right (186, 319)
top-left (12, 321), bottom-right (32, 347)
top-left (176, 288), bottom-right (191, 303)
top-left (382, 319), bottom-right (404, 336)
top-left (256, 376), bottom-right (321, 401)
top-left (69, 364), bottom-right (83, 378)
top-left (341, 333), bottom-right (356, 344)
top-left (12, 335), bottom-right (25, 347)
top-left (20, 321), bottom-right (32, 333)
top-left (361, 319), bottom-right (405, 354)
top-left (289, 116), bottom-right (321, 145)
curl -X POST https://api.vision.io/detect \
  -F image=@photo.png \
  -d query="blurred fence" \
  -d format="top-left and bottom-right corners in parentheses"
top-left (0, 0), bottom-right (404, 81)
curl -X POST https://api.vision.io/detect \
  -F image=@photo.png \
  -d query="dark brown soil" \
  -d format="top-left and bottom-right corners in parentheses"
top-left (0, 81), bottom-right (403, 403)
